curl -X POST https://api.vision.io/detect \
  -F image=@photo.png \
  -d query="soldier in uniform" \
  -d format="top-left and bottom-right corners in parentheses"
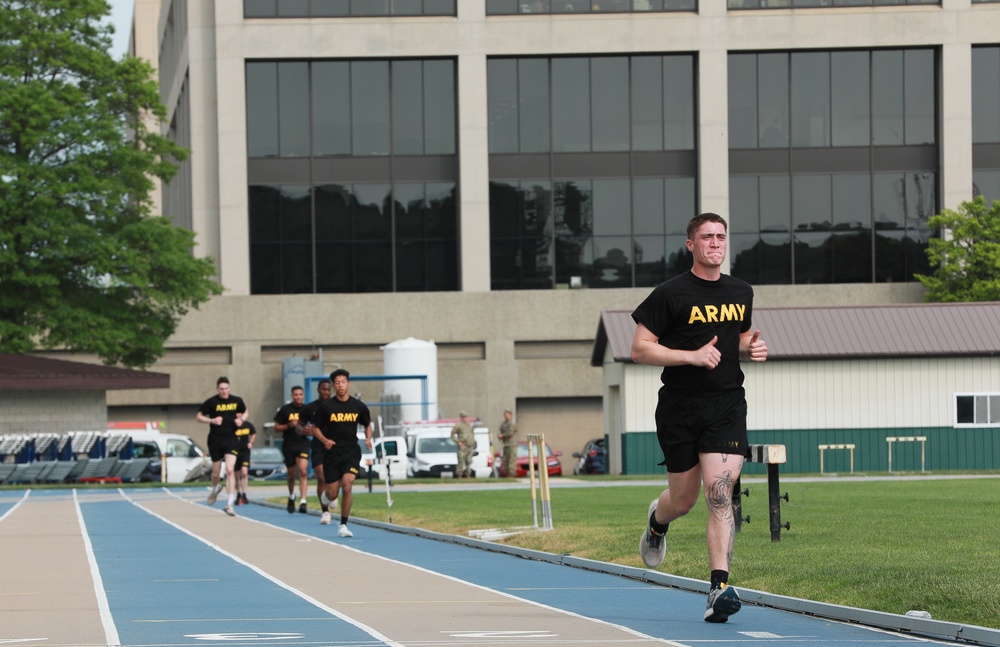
top-left (233, 419), bottom-right (256, 505)
top-left (450, 411), bottom-right (475, 478)
top-left (498, 409), bottom-right (518, 477)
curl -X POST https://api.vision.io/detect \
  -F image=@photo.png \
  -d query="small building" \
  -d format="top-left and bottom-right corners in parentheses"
top-left (592, 303), bottom-right (1000, 475)
top-left (0, 354), bottom-right (169, 435)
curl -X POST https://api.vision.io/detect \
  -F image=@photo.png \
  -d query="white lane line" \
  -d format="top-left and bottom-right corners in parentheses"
top-left (118, 488), bottom-right (406, 647)
top-left (73, 488), bottom-right (122, 647)
top-left (166, 495), bottom-right (686, 647)
top-left (0, 489), bottom-right (29, 523)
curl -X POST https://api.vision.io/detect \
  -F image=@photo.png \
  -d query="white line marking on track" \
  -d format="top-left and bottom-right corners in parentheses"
top-left (183, 495), bottom-right (688, 647)
top-left (0, 489), bottom-right (29, 523)
top-left (120, 488), bottom-right (407, 647)
top-left (74, 488), bottom-right (122, 647)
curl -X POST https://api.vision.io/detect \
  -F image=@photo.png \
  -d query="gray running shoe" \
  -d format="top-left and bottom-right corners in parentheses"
top-left (207, 484), bottom-right (221, 506)
top-left (704, 583), bottom-right (741, 623)
top-left (223, 504), bottom-right (236, 517)
top-left (638, 499), bottom-right (666, 568)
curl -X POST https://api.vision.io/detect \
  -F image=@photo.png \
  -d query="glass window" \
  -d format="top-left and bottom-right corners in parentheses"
top-left (352, 61), bottom-right (390, 156)
top-left (956, 394), bottom-right (1000, 426)
top-left (278, 62), bottom-right (310, 157)
top-left (246, 63), bottom-right (279, 157)
top-left (831, 51), bottom-right (870, 147)
top-left (791, 52), bottom-right (830, 147)
top-left (487, 59), bottom-right (518, 153)
top-left (757, 53), bottom-right (789, 148)
top-left (312, 62), bottom-right (351, 156)
top-left (392, 61), bottom-right (424, 155)
top-left (424, 60), bottom-right (457, 155)
top-left (972, 47), bottom-right (1000, 144)
top-left (728, 49), bottom-right (935, 285)
top-left (591, 58), bottom-right (630, 151)
top-left (872, 50), bottom-right (904, 146)
top-left (632, 57), bottom-right (665, 151)
top-left (663, 55), bottom-right (695, 150)
top-left (728, 54), bottom-right (758, 150)
top-left (520, 59), bottom-right (551, 153)
top-left (552, 59), bottom-right (591, 152)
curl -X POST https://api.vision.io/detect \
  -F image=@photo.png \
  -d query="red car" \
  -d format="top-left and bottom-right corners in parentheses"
top-left (495, 442), bottom-right (562, 478)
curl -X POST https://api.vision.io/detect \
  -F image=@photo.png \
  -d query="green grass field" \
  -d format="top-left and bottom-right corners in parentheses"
top-left (322, 476), bottom-right (1000, 630)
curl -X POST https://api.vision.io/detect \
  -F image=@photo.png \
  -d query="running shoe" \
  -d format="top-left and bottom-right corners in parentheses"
top-left (320, 511), bottom-right (331, 525)
top-left (234, 494), bottom-right (244, 506)
top-left (639, 499), bottom-right (666, 568)
top-left (338, 524), bottom-right (353, 538)
top-left (286, 497), bottom-right (295, 513)
top-left (298, 501), bottom-right (308, 514)
top-left (207, 484), bottom-right (222, 506)
top-left (704, 583), bottom-right (741, 623)
top-left (223, 504), bottom-right (236, 517)
top-left (240, 493), bottom-right (249, 505)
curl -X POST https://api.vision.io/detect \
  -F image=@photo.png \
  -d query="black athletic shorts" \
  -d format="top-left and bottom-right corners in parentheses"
top-left (310, 437), bottom-right (327, 469)
top-left (236, 446), bottom-right (251, 468)
top-left (323, 445), bottom-right (361, 483)
top-left (655, 386), bottom-right (748, 473)
top-left (208, 433), bottom-right (239, 462)
top-left (282, 436), bottom-right (311, 467)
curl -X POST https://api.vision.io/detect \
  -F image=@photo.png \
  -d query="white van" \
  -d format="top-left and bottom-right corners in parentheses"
top-left (403, 421), bottom-right (492, 478)
top-left (106, 422), bottom-right (211, 483)
top-left (358, 434), bottom-right (408, 481)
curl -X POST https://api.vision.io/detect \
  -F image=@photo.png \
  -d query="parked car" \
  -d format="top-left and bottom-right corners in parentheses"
top-left (572, 437), bottom-right (606, 475)
top-left (248, 446), bottom-right (288, 480)
top-left (495, 442), bottom-right (562, 478)
top-left (404, 424), bottom-right (493, 478)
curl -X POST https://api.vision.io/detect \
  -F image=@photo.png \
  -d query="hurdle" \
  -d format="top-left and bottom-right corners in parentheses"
top-left (732, 443), bottom-right (788, 542)
top-left (818, 443), bottom-right (855, 474)
top-left (526, 433), bottom-right (553, 531)
top-left (886, 436), bottom-right (927, 473)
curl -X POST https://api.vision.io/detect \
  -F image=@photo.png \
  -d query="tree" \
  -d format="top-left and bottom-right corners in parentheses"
top-left (915, 195), bottom-right (1000, 302)
top-left (0, 0), bottom-right (221, 368)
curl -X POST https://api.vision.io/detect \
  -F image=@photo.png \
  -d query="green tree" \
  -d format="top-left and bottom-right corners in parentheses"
top-left (915, 195), bottom-right (1000, 302)
top-left (0, 0), bottom-right (221, 368)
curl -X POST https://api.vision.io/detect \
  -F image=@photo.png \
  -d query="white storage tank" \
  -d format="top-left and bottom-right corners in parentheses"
top-left (382, 338), bottom-right (438, 423)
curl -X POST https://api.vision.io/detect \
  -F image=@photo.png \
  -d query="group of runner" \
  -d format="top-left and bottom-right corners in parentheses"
top-left (197, 369), bottom-right (372, 538)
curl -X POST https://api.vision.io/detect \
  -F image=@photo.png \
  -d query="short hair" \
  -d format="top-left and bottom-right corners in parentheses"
top-left (216, 376), bottom-right (230, 386)
top-left (686, 212), bottom-right (728, 240)
top-left (291, 385), bottom-right (304, 393)
top-left (330, 368), bottom-right (350, 381)
top-left (318, 378), bottom-right (332, 386)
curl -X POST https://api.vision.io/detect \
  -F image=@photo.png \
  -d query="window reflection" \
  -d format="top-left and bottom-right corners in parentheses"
top-left (728, 49), bottom-right (936, 284)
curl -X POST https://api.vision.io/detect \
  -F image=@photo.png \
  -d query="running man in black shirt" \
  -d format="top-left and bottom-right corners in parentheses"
top-left (301, 379), bottom-right (334, 524)
top-left (631, 213), bottom-right (768, 623)
top-left (313, 369), bottom-right (372, 538)
top-left (273, 386), bottom-right (308, 514)
top-left (196, 376), bottom-right (248, 517)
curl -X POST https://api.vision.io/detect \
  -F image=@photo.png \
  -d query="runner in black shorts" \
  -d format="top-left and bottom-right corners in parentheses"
top-left (313, 369), bottom-right (372, 538)
top-left (631, 213), bottom-right (768, 623)
top-left (233, 420), bottom-right (256, 506)
top-left (196, 376), bottom-right (248, 517)
top-left (274, 386), bottom-right (308, 514)
top-left (301, 379), bottom-right (333, 524)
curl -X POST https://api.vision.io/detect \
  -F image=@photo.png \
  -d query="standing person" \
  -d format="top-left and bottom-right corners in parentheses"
top-left (274, 385), bottom-right (309, 514)
top-left (302, 379), bottom-right (335, 524)
top-left (450, 411), bottom-right (475, 479)
top-left (630, 212), bottom-right (768, 624)
top-left (234, 419), bottom-right (256, 505)
top-left (498, 409), bottom-right (518, 478)
top-left (313, 369), bottom-right (372, 538)
top-left (196, 376), bottom-right (248, 517)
